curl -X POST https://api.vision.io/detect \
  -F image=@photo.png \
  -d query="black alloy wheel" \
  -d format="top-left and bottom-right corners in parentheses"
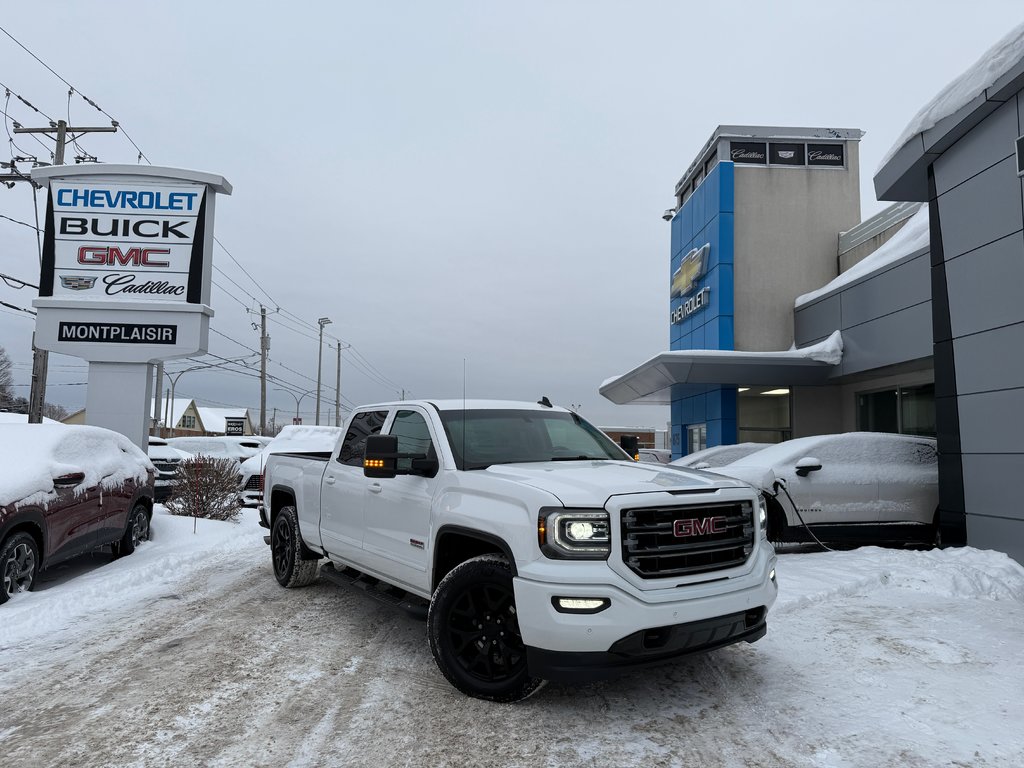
top-left (448, 580), bottom-right (524, 681)
top-left (271, 506), bottom-right (319, 588)
top-left (272, 513), bottom-right (295, 583)
top-left (1, 533), bottom-right (39, 604)
top-left (428, 555), bottom-right (546, 702)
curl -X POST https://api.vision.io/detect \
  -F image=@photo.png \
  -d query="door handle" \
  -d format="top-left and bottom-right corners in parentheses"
top-left (368, 483), bottom-right (383, 494)
top-left (325, 475), bottom-right (336, 485)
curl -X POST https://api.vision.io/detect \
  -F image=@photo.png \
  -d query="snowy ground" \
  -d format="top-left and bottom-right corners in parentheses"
top-left (2, 509), bottom-right (1022, 768)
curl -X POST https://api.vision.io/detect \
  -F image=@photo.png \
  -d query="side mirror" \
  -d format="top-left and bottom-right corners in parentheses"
top-left (53, 471), bottom-right (85, 488)
top-left (363, 434), bottom-right (398, 479)
top-left (795, 457), bottom-right (822, 477)
top-left (693, 461), bottom-right (711, 470)
top-left (410, 455), bottom-right (439, 478)
top-left (619, 435), bottom-right (640, 461)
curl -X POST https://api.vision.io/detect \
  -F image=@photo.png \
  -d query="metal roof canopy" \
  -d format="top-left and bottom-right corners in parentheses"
top-left (600, 349), bottom-right (839, 405)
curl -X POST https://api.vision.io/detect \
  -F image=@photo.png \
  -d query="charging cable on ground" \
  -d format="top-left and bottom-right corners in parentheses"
top-left (770, 478), bottom-right (835, 553)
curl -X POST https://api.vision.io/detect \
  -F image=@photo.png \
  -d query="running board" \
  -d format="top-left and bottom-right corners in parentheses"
top-left (319, 562), bottom-right (429, 620)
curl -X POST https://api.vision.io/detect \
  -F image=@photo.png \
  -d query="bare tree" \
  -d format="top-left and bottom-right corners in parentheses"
top-left (42, 402), bottom-right (69, 421)
top-left (0, 346), bottom-right (14, 411)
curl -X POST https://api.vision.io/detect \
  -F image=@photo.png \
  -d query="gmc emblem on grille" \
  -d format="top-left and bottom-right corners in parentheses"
top-left (674, 517), bottom-right (727, 537)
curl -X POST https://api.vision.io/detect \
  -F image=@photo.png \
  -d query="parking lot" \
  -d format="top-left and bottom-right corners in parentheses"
top-left (1, 510), bottom-right (1022, 768)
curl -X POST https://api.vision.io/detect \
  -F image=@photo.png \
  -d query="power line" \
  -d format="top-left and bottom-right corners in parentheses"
top-left (0, 24), bottom-right (150, 164)
top-left (213, 237), bottom-right (278, 307)
top-left (0, 299), bottom-right (35, 315)
top-left (0, 212), bottom-right (39, 233)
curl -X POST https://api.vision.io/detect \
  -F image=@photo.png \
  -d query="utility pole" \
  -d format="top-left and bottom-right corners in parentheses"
top-left (260, 305), bottom-right (268, 435)
top-left (335, 341), bottom-right (341, 427)
top-left (315, 317), bottom-right (332, 425)
top-left (152, 362), bottom-right (164, 433)
top-left (13, 119), bottom-right (117, 423)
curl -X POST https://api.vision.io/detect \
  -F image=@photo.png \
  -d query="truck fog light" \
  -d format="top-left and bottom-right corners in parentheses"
top-left (552, 597), bottom-right (611, 614)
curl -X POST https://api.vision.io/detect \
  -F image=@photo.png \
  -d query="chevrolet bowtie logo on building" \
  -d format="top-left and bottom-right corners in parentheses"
top-left (671, 243), bottom-right (710, 298)
top-left (59, 275), bottom-right (97, 291)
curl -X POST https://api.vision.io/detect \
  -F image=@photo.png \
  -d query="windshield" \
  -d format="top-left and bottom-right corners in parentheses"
top-left (439, 409), bottom-right (629, 470)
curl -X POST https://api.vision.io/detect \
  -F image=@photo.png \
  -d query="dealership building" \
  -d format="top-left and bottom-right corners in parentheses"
top-left (601, 26), bottom-right (1024, 563)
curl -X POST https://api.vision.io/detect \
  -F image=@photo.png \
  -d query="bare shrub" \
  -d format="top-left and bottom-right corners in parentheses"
top-left (165, 455), bottom-right (242, 522)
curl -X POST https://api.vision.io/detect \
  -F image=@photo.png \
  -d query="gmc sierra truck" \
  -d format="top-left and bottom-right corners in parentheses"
top-left (263, 399), bottom-right (778, 702)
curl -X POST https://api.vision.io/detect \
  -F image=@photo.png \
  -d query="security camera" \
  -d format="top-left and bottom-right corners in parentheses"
top-left (662, 208), bottom-right (676, 222)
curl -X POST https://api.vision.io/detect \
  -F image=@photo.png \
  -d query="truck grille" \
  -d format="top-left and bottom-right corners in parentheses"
top-left (152, 461), bottom-right (179, 474)
top-left (621, 501), bottom-right (754, 579)
top-left (243, 474), bottom-right (263, 491)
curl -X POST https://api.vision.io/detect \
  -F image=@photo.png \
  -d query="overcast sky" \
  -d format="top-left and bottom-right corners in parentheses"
top-left (1, 1), bottom-right (1021, 430)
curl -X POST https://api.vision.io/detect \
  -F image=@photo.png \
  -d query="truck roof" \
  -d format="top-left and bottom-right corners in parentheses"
top-left (354, 399), bottom-right (571, 413)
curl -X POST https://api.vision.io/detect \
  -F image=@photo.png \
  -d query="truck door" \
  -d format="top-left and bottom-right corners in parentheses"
top-left (319, 410), bottom-right (388, 563)
top-left (360, 408), bottom-right (437, 595)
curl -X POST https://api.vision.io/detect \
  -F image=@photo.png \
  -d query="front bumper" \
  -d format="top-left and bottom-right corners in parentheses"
top-left (527, 608), bottom-right (767, 683)
top-left (513, 541), bottom-right (777, 681)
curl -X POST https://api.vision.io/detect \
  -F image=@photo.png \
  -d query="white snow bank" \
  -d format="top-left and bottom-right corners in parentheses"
top-left (796, 204), bottom-right (930, 306)
top-left (879, 20), bottom-right (1024, 170)
top-left (0, 424), bottom-right (152, 508)
top-left (0, 507), bottom-right (265, 648)
top-left (776, 545), bottom-right (1024, 614)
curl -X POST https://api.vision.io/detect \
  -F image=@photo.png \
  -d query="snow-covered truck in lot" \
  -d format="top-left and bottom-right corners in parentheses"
top-left (262, 399), bottom-right (778, 701)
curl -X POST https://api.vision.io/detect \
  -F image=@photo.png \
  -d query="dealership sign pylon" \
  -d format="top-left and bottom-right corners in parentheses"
top-left (31, 165), bottom-right (232, 449)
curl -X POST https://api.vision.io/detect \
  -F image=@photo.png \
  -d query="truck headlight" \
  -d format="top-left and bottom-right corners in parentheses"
top-left (539, 508), bottom-right (611, 560)
top-left (758, 492), bottom-right (768, 538)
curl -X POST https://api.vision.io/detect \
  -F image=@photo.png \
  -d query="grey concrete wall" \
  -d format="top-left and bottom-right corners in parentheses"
top-left (794, 247), bottom-right (933, 377)
top-left (930, 94), bottom-right (1024, 559)
top-left (792, 385), bottom-right (843, 437)
top-left (733, 141), bottom-right (862, 352)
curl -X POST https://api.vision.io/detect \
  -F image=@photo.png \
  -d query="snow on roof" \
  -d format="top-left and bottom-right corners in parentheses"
top-left (0, 424), bottom-right (152, 508)
top-left (599, 330), bottom-right (844, 390)
top-left (795, 205), bottom-right (930, 307)
top-left (879, 20), bottom-right (1024, 171)
top-left (150, 398), bottom-right (195, 424)
top-left (194, 407), bottom-right (249, 434)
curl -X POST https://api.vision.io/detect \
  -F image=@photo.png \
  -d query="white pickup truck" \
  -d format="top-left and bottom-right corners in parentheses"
top-left (263, 399), bottom-right (778, 702)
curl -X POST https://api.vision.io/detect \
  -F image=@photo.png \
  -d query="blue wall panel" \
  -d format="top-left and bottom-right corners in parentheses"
top-left (670, 162), bottom-right (736, 457)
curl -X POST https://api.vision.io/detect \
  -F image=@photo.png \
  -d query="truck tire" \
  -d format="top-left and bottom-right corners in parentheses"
top-left (427, 554), bottom-right (546, 702)
top-left (272, 505), bottom-right (319, 588)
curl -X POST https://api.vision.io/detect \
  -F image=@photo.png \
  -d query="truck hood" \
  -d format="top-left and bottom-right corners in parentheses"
top-left (478, 460), bottom-right (752, 507)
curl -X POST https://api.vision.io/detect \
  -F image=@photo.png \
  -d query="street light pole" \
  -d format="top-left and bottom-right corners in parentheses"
top-left (164, 356), bottom-right (254, 435)
top-left (275, 388), bottom-right (313, 424)
top-left (315, 317), bottom-right (332, 425)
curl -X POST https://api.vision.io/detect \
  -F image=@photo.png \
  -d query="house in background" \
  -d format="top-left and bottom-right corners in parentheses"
top-left (63, 399), bottom-right (253, 437)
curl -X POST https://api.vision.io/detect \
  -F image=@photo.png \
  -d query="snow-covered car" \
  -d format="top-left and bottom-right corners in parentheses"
top-left (238, 426), bottom-right (343, 510)
top-left (148, 437), bottom-right (193, 502)
top-left (637, 448), bottom-right (671, 464)
top-left (165, 436), bottom-right (263, 466)
top-left (0, 424), bottom-right (155, 604)
top-left (706, 432), bottom-right (939, 545)
top-left (669, 443), bottom-right (766, 470)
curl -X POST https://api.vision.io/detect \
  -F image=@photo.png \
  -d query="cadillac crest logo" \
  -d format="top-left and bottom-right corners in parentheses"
top-left (59, 275), bottom-right (97, 291)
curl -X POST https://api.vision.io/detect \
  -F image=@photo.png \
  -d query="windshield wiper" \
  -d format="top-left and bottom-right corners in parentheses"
top-left (548, 455), bottom-right (608, 462)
